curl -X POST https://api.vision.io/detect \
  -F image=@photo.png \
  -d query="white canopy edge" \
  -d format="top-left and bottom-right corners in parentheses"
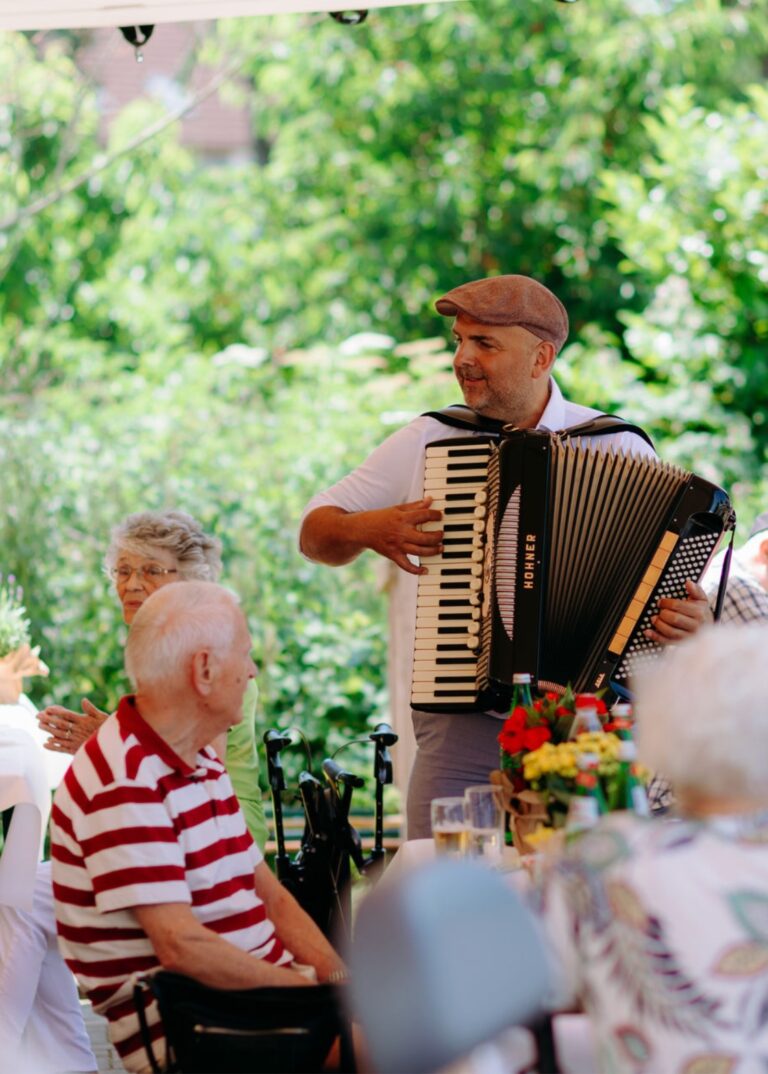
top-left (0, 0), bottom-right (458, 33)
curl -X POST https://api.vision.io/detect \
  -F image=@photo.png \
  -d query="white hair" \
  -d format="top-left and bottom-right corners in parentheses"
top-left (104, 510), bottom-right (223, 582)
top-left (634, 624), bottom-right (768, 799)
top-left (124, 581), bottom-right (241, 688)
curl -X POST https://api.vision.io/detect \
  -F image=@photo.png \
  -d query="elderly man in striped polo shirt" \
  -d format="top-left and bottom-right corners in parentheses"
top-left (49, 582), bottom-right (346, 1073)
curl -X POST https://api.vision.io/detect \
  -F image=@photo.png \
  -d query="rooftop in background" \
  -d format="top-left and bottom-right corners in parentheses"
top-left (77, 23), bottom-right (253, 162)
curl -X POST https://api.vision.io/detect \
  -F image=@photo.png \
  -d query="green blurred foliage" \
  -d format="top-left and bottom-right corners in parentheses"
top-left (0, 333), bottom-right (451, 793)
top-left (208, 0), bottom-right (768, 344)
top-left (1, 0), bottom-right (768, 798)
top-left (597, 84), bottom-right (768, 486)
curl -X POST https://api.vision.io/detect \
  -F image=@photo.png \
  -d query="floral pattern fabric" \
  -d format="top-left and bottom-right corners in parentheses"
top-left (537, 811), bottom-right (768, 1074)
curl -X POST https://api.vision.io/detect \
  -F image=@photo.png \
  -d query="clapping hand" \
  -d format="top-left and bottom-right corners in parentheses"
top-left (37, 698), bottom-right (109, 754)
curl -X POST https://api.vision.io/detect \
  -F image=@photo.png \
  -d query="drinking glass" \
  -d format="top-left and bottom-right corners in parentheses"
top-left (430, 796), bottom-right (468, 857)
top-left (464, 784), bottom-right (504, 868)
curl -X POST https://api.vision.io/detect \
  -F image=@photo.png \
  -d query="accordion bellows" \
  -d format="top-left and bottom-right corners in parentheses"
top-left (411, 430), bottom-right (735, 712)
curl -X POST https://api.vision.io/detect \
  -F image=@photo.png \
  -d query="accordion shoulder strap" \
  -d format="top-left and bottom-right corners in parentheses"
top-left (422, 404), bottom-right (655, 450)
top-left (421, 404), bottom-right (507, 436)
top-left (558, 414), bottom-right (656, 450)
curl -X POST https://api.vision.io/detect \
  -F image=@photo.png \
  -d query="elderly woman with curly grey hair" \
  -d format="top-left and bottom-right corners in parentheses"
top-left (37, 509), bottom-right (267, 849)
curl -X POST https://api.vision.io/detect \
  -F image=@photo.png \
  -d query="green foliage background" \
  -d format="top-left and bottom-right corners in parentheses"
top-left (1, 0), bottom-right (767, 782)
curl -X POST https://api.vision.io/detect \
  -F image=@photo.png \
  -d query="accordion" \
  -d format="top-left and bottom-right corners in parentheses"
top-left (411, 429), bottom-right (735, 712)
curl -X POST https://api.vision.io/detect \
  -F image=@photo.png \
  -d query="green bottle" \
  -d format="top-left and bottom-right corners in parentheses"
top-left (610, 700), bottom-right (634, 740)
top-left (617, 739), bottom-right (650, 817)
top-left (502, 673), bottom-right (535, 847)
top-left (510, 672), bottom-right (534, 710)
top-left (565, 753), bottom-right (605, 841)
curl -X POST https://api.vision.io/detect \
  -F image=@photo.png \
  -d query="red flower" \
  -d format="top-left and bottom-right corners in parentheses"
top-left (498, 728), bottom-right (525, 756)
top-left (498, 707), bottom-right (528, 756)
top-left (504, 707), bottom-right (527, 732)
top-left (523, 724), bottom-right (552, 751)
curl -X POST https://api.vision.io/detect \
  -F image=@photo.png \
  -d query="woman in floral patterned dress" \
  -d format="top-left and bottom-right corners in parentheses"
top-left (539, 623), bottom-right (768, 1074)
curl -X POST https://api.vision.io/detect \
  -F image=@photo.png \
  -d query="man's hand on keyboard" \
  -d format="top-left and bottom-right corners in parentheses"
top-left (358, 498), bottom-right (444, 575)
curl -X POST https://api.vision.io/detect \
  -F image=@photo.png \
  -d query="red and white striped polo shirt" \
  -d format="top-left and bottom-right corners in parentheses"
top-left (50, 695), bottom-right (293, 1072)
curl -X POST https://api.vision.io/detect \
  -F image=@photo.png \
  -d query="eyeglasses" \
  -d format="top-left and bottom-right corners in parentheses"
top-left (109, 565), bottom-right (179, 584)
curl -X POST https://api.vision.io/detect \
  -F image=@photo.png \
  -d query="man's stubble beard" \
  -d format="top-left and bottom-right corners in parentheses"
top-left (458, 376), bottom-right (537, 427)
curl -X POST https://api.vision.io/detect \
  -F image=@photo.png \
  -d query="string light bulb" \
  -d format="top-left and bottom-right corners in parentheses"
top-left (119, 25), bottom-right (155, 62)
top-left (329, 10), bottom-right (369, 24)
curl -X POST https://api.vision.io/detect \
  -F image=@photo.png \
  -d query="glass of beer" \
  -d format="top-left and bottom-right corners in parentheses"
top-left (464, 784), bottom-right (504, 869)
top-left (431, 796), bottom-right (468, 857)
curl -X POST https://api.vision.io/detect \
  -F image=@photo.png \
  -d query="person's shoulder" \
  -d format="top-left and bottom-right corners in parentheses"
top-left (560, 812), bottom-right (654, 871)
top-left (62, 715), bottom-right (162, 807)
top-left (560, 402), bottom-right (656, 457)
top-left (415, 410), bottom-right (502, 441)
top-left (717, 569), bottom-right (768, 624)
top-left (371, 412), bottom-right (483, 454)
top-left (559, 397), bottom-right (605, 425)
top-left (398, 411), bottom-right (469, 436)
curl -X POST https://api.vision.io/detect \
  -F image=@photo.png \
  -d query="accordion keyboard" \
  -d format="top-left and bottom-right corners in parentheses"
top-left (411, 439), bottom-right (493, 708)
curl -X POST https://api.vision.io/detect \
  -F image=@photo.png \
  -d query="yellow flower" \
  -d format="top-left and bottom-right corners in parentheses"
top-left (524, 824), bottom-right (559, 849)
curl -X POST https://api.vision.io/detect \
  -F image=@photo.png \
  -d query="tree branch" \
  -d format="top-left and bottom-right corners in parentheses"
top-left (0, 50), bottom-right (250, 235)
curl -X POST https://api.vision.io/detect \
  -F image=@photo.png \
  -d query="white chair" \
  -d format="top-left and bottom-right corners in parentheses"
top-left (0, 725), bottom-right (49, 909)
top-left (346, 857), bottom-right (558, 1074)
top-left (0, 728), bottom-right (97, 1072)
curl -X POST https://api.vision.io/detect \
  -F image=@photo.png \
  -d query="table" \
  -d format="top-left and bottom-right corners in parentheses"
top-left (0, 725), bottom-right (50, 910)
top-left (383, 837), bottom-right (528, 889)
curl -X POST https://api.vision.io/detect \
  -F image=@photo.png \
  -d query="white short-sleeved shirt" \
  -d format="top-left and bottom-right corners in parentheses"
top-left (301, 379), bottom-right (655, 706)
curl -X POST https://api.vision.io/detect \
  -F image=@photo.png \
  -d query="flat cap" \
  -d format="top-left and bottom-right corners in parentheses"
top-left (435, 274), bottom-right (569, 353)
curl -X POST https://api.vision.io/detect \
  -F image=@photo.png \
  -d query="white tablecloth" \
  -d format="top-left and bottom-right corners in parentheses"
top-left (0, 725), bottom-right (50, 910)
top-left (384, 838), bottom-right (527, 888)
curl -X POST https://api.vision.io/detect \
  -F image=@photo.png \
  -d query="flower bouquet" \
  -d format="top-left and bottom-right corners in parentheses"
top-left (0, 574), bottom-right (31, 659)
top-left (0, 574), bottom-right (48, 703)
top-left (490, 689), bottom-right (646, 853)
